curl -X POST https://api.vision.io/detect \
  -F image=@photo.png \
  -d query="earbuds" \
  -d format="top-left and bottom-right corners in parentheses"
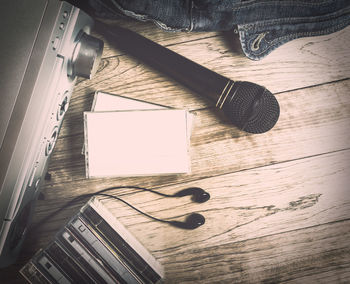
top-left (33, 186), bottom-right (210, 232)
top-left (93, 186), bottom-right (210, 230)
top-left (168, 213), bottom-right (205, 230)
top-left (156, 187), bottom-right (209, 229)
top-left (172, 187), bottom-right (210, 203)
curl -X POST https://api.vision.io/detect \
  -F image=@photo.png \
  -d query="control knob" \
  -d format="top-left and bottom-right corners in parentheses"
top-left (70, 32), bottom-right (103, 79)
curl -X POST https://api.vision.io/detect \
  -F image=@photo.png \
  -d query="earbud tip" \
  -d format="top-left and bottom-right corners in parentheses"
top-left (194, 191), bottom-right (210, 203)
top-left (168, 213), bottom-right (205, 229)
top-left (187, 213), bottom-right (205, 228)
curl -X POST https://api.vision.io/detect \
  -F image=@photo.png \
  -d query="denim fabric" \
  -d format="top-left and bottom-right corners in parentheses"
top-left (78, 0), bottom-right (350, 60)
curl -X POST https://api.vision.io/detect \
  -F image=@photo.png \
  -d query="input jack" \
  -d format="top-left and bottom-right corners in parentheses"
top-left (45, 127), bottom-right (58, 156)
top-left (57, 93), bottom-right (69, 121)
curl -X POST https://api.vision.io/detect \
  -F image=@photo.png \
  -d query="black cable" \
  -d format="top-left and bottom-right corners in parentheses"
top-left (95, 185), bottom-right (176, 198)
top-left (97, 193), bottom-right (168, 224)
top-left (30, 186), bottom-right (169, 231)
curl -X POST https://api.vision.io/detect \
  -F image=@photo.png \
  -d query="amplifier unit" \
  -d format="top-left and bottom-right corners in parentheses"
top-left (0, 0), bottom-right (103, 267)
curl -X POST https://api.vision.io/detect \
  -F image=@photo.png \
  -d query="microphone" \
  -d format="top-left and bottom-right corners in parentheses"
top-left (97, 21), bottom-right (280, 134)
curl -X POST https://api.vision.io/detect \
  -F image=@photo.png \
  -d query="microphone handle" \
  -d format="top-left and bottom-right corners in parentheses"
top-left (100, 22), bottom-right (231, 105)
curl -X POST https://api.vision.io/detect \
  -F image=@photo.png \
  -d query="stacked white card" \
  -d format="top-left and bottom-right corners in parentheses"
top-left (83, 92), bottom-right (192, 178)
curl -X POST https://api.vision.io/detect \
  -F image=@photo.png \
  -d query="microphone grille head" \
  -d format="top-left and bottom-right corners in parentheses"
top-left (222, 81), bottom-right (280, 134)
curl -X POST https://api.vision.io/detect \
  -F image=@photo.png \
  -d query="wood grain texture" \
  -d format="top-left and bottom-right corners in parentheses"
top-left (1, 17), bottom-right (350, 284)
top-left (161, 220), bottom-right (350, 283)
top-left (42, 80), bottom-right (350, 190)
top-left (88, 25), bottom-right (350, 101)
top-left (18, 149), bottom-right (350, 283)
top-left (83, 149), bottom-right (350, 252)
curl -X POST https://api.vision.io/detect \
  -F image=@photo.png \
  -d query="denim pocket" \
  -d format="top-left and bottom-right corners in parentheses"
top-left (238, 6), bottom-right (350, 60)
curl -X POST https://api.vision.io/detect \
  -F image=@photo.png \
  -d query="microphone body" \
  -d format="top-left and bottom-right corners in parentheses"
top-left (98, 22), bottom-right (280, 133)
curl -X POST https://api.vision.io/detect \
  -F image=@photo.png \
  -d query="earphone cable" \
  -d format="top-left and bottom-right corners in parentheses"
top-left (96, 193), bottom-right (168, 223)
top-left (30, 186), bottom-right (169, 232)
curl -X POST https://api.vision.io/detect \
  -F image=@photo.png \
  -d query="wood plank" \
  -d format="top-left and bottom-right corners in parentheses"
top-left (17, 149), bottom-right (350, 283)
top-left (93, 149), bottom-right (350, 252)
top-left (83, 25), bottom-right (350, 107)
top-left (160, 220), bottom-right (350, 283)
top-left (31, 148), bottom-right (350, 254)
top-left (10, 212), bottom-right (350, 283)
top-left (42, 79), bottom-right (350, 189)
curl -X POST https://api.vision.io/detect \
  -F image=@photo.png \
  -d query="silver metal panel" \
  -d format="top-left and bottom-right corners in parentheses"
top-left (0, 0), bottom-right (97, 267)
top-left (0, 0), bottom-right (48, 150)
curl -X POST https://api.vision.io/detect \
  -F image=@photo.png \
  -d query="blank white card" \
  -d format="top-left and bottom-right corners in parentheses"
top-left (84, 109), bottom-right (190, 177)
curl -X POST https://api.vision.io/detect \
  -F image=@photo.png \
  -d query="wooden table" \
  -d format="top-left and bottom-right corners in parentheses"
top-left (2, 18), bottom-right (350, 283)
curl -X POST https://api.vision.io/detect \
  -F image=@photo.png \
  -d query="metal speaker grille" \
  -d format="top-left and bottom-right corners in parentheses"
top-left (223, 81), bottom-right (280, 134)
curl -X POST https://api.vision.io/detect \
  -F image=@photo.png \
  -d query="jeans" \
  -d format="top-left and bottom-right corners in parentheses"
top-left (75, 0), bottom-right (350, 60)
